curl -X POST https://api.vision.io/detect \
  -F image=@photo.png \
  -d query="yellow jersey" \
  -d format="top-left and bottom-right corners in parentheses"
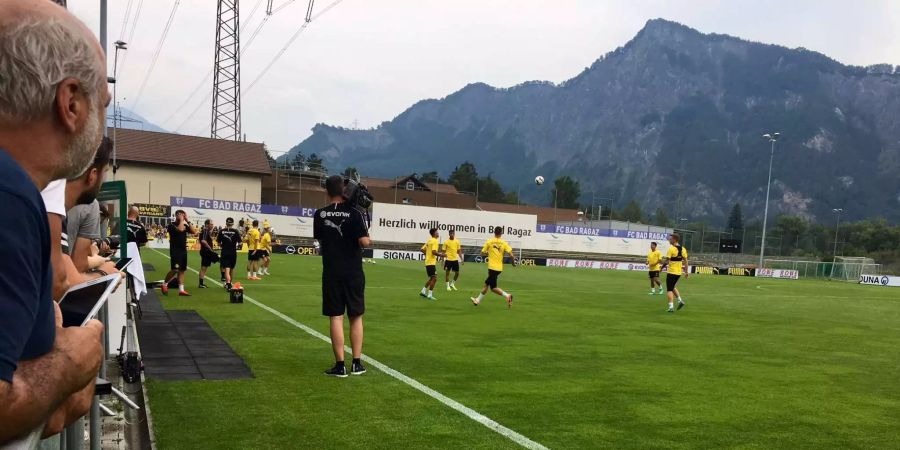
top-left (482, 237), bottom-right (512, 272)
top-left (247, 228), bottom-right (261, 251)
top-left (647, 250), bottom-right (662, 271)
top-left (422, 237), bottom-right (440, 266)
top-left (442, 238), bottom-right (461, 262)
top-left (260, 232), bottom-right (272, 252)
top-left (666, 245), bottom-right (688, 276)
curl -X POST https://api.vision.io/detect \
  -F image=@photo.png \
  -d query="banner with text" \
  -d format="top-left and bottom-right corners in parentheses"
top-left (170, 196), bottom-right (316, 237)
top-left (754, 268), bottom-right (800, 280)
top-left (858, 274), bottom-right (900, 287)
top-left (370, 202), bottom-right (537, 245)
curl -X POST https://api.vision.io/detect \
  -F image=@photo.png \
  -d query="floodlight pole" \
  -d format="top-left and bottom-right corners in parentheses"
top-left (829, 208), bottom-right (843, 278)
top-left (758, 132), bottom-right (779, 268)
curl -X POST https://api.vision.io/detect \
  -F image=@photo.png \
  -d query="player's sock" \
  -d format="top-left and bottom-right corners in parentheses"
top-left (428, 289), bottom-right (433, 297)
top-left (477, 293), bottom-right (484, 301)
top-left (668, 302), bottom-right (674, 309)
top-left (500, 290), bottom-right (508, 297)
top-left (179, 284), bottom-right (185, 292)
top-left (421, 287), bottom-right (427, 295)
top-left (247, 271), bottom-right (251, 278)
top-left (446, 282), bottom-right (451, 288)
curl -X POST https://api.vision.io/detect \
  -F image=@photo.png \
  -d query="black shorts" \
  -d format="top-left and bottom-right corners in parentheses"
top-left (666, 273), bottom-right (681, 292)
top-left (259, 250), bottom-right (270, 258)
top-left (444, 260), bottom-right (460, 272)
top-left (170, 251), bottom-right (187, 271)
top-left (220, 253), bottom-right (236, 269)
top-left (426, 265), bottom-right (437, 278)
top-left (322, 276), bottom-right (365, 317)
top-left (648, 270), bottom-right (660, 279)
top-left (201, 250), bottom-right (219, 267)
top-left (248, 250), bottom-right (260, 261)
top-left (485, 269), bottom-right (501, 289)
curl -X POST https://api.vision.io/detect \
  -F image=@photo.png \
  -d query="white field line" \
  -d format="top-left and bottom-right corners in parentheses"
top-left (149, 249), bottom-right (549, 450)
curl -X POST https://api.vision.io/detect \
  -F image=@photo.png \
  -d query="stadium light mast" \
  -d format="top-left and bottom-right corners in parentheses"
top-left (758, 132), bottom-right (780, 268)
top-left (829, 208), bottom-right (843, 278)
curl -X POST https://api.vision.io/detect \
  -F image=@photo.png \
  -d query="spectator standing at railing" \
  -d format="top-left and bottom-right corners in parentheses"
top-left (0, 0), bottom-right (107, 442)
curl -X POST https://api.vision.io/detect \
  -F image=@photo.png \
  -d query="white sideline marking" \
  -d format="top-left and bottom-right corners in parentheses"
top-left (149, 250), bottom-right (549, 450)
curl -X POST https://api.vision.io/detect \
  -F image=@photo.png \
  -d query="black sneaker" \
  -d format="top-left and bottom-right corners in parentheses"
top-left (224, 282), bottom-right (233, 291)
top-left (198, 284), bottom-right (208, 289)
top-left (677, 300), bottom-right (685, 311)
top-left (324, 363), bottom-right (347, 378)
top-left (351, 361), bottom-right (366, 376)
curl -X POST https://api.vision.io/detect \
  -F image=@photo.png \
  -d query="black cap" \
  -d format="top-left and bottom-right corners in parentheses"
top-left (226, 217), bottom-right (234, 224)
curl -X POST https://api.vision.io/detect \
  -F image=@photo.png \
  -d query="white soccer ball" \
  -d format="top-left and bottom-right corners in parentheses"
top-left (534, 175), bottom-right (545, 185)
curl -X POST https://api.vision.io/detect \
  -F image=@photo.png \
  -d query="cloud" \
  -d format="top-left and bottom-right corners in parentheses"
top-left (68, 0), bottom-right (899, 153)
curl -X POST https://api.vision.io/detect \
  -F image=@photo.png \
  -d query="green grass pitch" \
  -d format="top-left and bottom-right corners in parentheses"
top-left (139, 250), bottom-right (900, 449)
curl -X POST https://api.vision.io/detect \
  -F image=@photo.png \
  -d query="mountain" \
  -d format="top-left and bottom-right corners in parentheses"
top-left (283, 19), bottom-right (900, 223)
top-left (107, 107), bottom-right (167, 133)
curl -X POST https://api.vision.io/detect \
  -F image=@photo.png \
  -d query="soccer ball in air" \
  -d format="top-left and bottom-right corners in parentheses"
top-left (534, 176), bottom-right (545, 185)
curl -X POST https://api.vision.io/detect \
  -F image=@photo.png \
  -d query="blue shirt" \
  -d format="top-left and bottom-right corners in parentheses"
top-left (0, 149), bottom-right (55, 383)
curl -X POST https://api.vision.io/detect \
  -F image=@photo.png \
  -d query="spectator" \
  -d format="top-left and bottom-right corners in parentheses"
top-left (0, 0), bottom-right (108, 442)
top-left (66, 136), bottom-right (114, 272)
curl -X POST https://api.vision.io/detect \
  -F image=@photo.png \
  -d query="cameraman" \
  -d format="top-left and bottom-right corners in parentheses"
top-left (161, 210), bottom-right (198, 296)
top-left (197, 219), bottom-right (218, 289)
top-left (314, 175), bottom-right (371, 377)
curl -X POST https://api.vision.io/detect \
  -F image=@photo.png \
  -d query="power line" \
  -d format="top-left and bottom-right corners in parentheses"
top-left (165, 0), bottom-right (286, 128)
top-left (244, 0), bottom-right (342, 95)
top-left (117, 0), bottom-right (144, 76)
top-left (117, 0), bottom-right (134, 41)
top-left (131, 0), bottom-right (182, 110)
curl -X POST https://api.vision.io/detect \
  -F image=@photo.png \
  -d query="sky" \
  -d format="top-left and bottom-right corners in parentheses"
top-left (68, 0), bottom-right (900, 157)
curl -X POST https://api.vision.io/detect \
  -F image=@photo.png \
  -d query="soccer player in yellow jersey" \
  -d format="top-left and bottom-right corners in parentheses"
top-left (259, 226), bottom-right (273, 276)
top-left (647, 242), bottom-right (663, 295)
top-left (246, 220), bottom-right (262, 280)
top-left (661, 233), bottom-right (689, 312)
top-left (471, 226), bottom-right (517, 308)
top-left (419, 228), bottom-right (443, 300)
top-left (442, 229), bottom-right (463, 291)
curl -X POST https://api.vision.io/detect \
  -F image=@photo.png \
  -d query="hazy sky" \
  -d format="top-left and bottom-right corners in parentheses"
top-left (68, 0), bottom-right (900, 156)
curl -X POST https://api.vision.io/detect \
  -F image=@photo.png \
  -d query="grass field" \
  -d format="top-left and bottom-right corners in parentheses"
top-left (140, 250), bottom-right (900, 449)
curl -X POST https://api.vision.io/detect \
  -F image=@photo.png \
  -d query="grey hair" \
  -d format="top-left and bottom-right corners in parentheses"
top-left (0, 16), bottom-right (103, 126)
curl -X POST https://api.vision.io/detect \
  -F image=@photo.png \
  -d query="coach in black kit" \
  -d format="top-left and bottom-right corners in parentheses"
top-left (217, 217), bottom-right (241, 290)
top-left (314, 175), bottom-right (372, 378)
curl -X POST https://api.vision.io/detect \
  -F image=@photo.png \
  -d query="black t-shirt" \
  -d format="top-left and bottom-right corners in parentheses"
top-left (313, 202), bottom-right (368, 280)
top-left (167, 221), bottom-right (191, 254)
top-left (199, 228), bottom-right (214, 253)
top-left (217, 227), bottom-right (241, 255)
top-left (126, 219), bottom-right (148, 247)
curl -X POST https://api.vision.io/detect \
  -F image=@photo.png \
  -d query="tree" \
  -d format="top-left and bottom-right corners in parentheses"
top-left (553, 176), bottom-right (580, 209)
top-left (620, 200), bottom-right (642, 222)
top-left (306, 153), bottom-right (326, 173)
top-left (727, 203), bottom-right (744, 231)
top-left (420, 171), bottom-right (445, 184)
top-left (290, 152), bottom-right (306, 170)
top-left (504, 190), bottom-right (520, 205)
top-left (448, 162), bottom-right (479, 194)
top-left (342, 166), bottom-right (358, 178)
top-left (477, 176), bottom-right (506, 203)
top-left (653, 207), bottom-right (670, 227)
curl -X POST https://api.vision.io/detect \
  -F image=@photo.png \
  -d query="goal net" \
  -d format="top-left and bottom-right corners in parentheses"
top-left (831, 256), bottom-right (880, 282)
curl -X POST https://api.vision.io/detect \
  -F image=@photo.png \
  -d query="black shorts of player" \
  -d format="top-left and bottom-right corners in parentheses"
top-left (220, 253), bottom-right (236, 269)
top-left (248, 250), bottom-right (260, 261)
top-left (444, 260), bottom-right (460, 272)
top-left (200, 250), bottom-right (219, 267)
top-left (259, 250), bottom-right (270, 258)
top-left (322, 276), bottom-right (365, 317)
top-left (666, 273), bottom-right (681, 292)
top-left (170, 251), bottom-right (188, 272)
top-left (648, 270), bottom-right (660, 279)
top-left (485, 269), bottom-right (502, 289)
top-left (426, 265), bottom-right (437, 278)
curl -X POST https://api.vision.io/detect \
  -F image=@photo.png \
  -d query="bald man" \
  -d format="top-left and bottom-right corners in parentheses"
top-left (126, 205), bottom-right (148, 248)
top-left (0, 0), bottom-right (110, 443)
